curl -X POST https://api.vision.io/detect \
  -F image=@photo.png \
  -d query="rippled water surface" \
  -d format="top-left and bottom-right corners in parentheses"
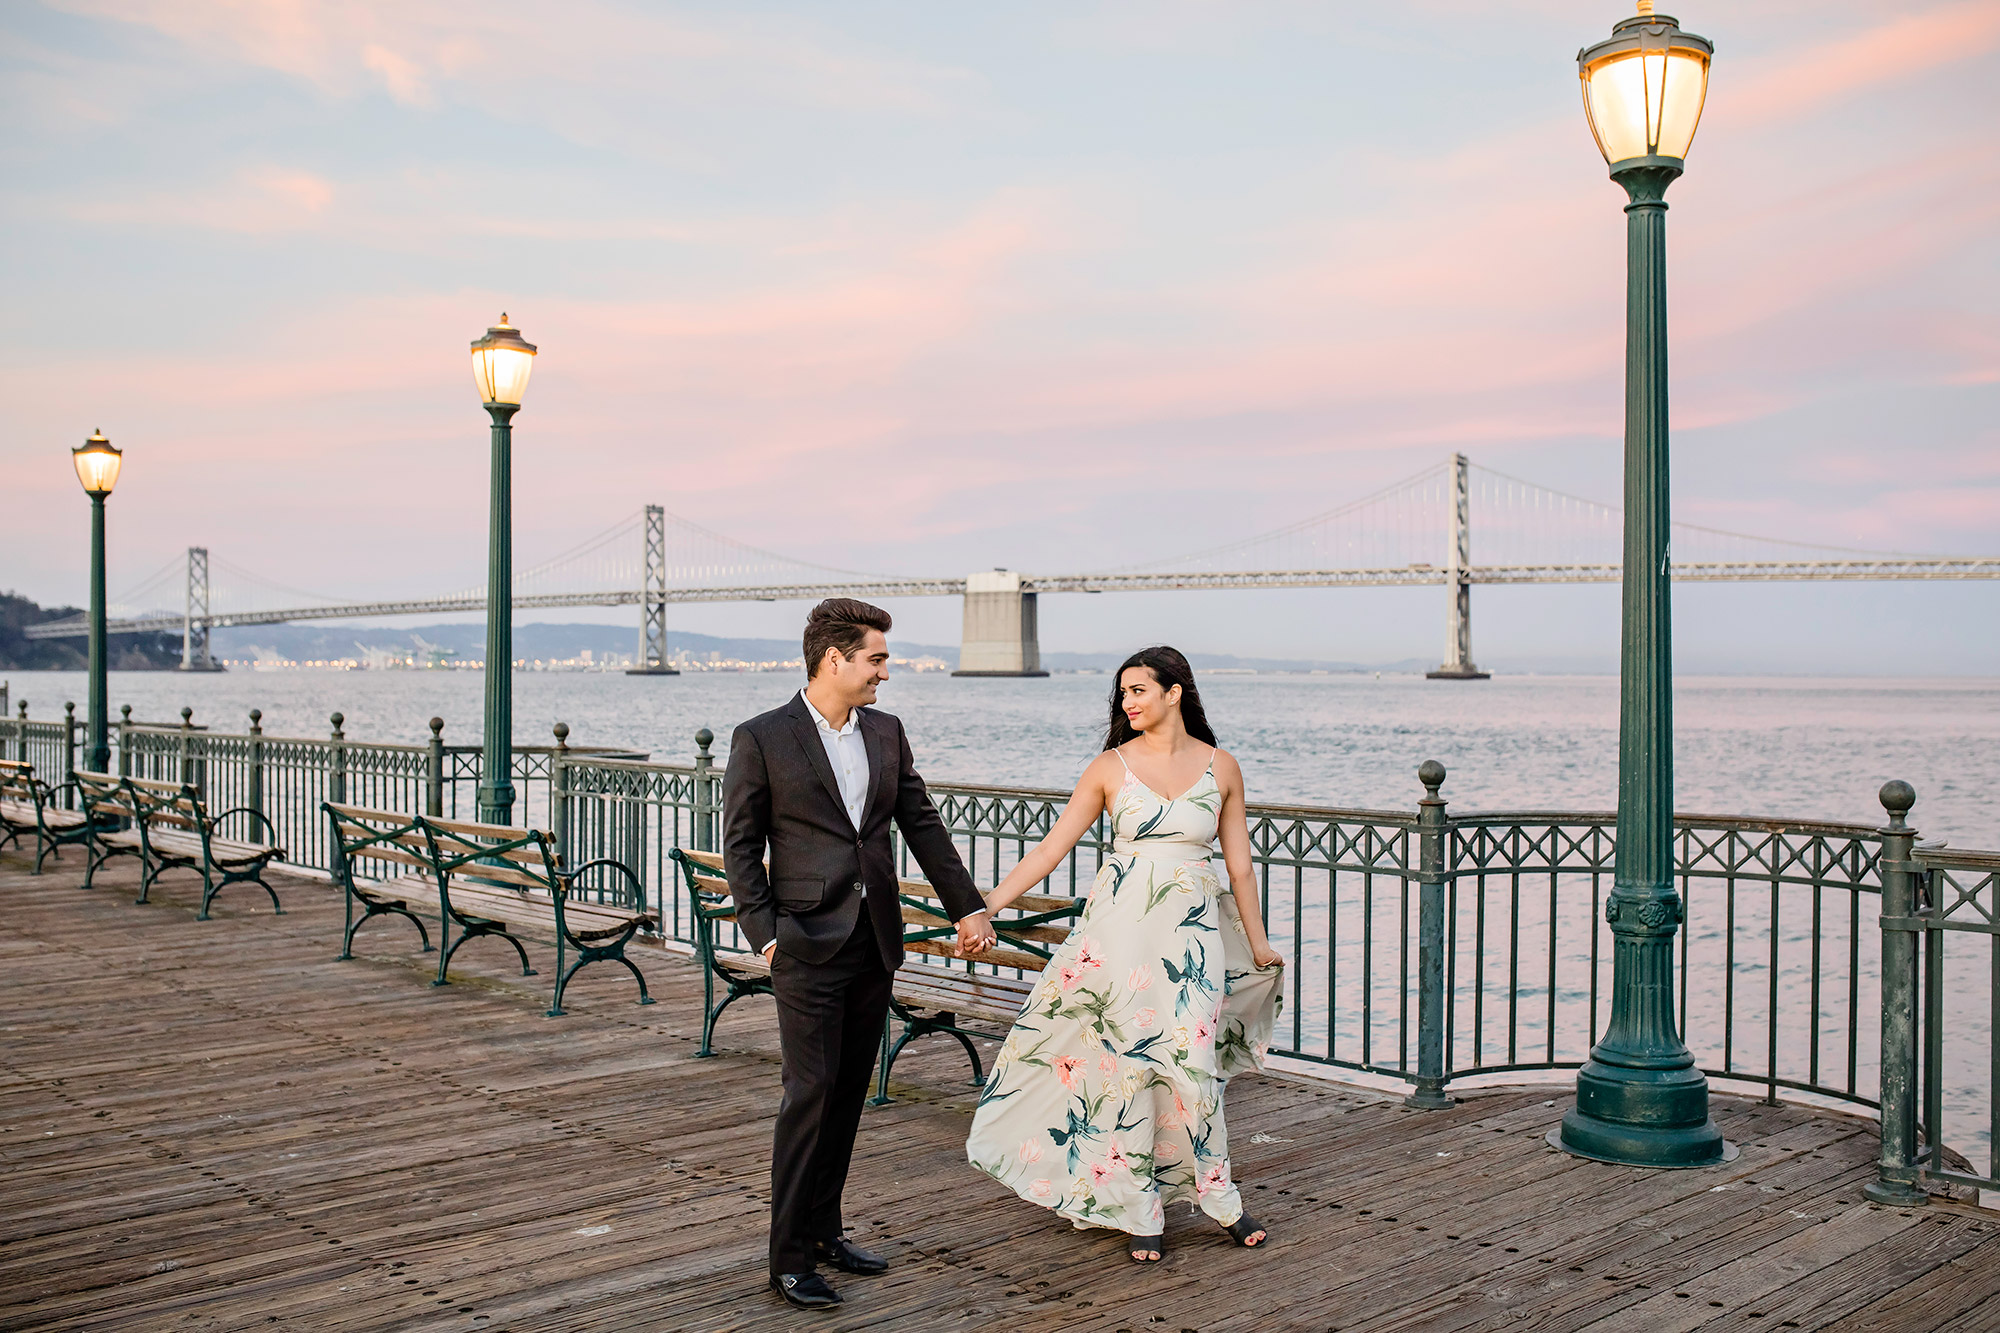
top-left (12, 669), bottom-right (1995, 847)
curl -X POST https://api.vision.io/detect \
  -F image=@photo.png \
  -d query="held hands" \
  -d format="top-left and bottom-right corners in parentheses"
top-left (954, 910), bottom-right (998, 958)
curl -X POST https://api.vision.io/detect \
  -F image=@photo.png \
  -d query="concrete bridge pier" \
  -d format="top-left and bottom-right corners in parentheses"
top-left (952, 570), bottom-right (1048, 677)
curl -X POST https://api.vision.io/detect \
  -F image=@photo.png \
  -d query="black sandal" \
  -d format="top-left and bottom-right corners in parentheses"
top-left (1224, 1214), bottom-right (1268, 1247)
top-left (1129, 1233), bottom-right (1165, 1263)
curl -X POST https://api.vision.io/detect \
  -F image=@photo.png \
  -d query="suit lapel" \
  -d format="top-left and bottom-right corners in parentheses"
top-left (858, 710), bottom-right (889, 830)
top-left (787, 696), bottom-right (854, 832)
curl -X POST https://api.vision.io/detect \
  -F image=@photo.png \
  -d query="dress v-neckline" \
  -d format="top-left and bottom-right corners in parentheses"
top-left (1116, 746), bottom-right (1216, 805)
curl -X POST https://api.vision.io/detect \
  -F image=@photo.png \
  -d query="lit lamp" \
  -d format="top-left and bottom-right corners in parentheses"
top-left (1555, 4), bottom-right (1730, 1170)
top-left (72, 430), bottom-right (122, 774)
top-left (469, 315), bottom-right (537, 825)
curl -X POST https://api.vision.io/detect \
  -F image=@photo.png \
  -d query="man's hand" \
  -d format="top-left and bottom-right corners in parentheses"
top-left (955, 910), bottom-right (998, 957)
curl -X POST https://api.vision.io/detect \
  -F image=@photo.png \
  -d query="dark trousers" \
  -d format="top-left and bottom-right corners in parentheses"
top-left (768, 914), bottom-right (894, 1276)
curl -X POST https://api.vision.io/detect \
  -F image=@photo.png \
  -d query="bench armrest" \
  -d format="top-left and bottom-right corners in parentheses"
top-left (557, 857), bottom-right (647, 913)
top-left (212, 805), bottom-right (279, 843)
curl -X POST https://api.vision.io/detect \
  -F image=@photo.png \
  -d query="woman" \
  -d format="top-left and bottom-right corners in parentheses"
top-left (966, 646), bottom-right (1285, 1263)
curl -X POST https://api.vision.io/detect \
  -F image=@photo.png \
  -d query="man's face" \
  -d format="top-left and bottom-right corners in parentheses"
top-left (822, 628), bottom-right (891, 707)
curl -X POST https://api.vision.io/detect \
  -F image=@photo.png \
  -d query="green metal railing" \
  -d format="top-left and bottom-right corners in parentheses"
top-left (5, 700), bottom-right (1990, 1202)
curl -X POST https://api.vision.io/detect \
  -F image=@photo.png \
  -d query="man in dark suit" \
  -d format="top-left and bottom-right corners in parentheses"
top-left (724, 598), bottom-right (996, 1311)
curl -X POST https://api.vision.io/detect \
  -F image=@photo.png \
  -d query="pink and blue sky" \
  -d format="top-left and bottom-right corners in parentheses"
top-left (3, 1), bottom-right (1995, 670)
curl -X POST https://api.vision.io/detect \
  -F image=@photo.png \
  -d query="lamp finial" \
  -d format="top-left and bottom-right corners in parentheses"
top-left (1636, 0), bottom-right (1655, 14)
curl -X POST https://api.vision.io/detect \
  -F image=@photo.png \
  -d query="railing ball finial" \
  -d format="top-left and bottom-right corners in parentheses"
top-left (1418, 759), bottom-right (1447, 798)
top-left (65, 701), bottom-right (75, 718)
top-left (180, 706), bottom-right (193, 726)
top-left (248, 708), bottom-right (261, 726)
top-left (696, 727), bottom-right (714, 754)
top-left (329, 712), bottom-right (344, 741)
top-left (16, 701), bottom-right (25, 721)
top-left (1879, 779), bottom-right (1916, 829)
top-left (429, 716), bottom-right (444, 738)
top-left (553, 721), bottom-right (570, 751)
top-left (120, 704), bottom-right (131, 725)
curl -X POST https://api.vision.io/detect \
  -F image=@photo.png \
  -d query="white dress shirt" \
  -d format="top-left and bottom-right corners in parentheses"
top-left (800, 690), bottom-right (870, 831)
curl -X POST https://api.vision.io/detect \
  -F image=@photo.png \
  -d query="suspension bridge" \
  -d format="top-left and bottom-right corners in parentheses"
top-left (27, 454), bottom-right (1998, 677)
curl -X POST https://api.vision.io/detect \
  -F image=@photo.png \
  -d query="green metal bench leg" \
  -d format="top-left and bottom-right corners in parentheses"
top-left (195, 865), bottom-right (215, 920)
top-left (869, 1015), bottom-right (899, 1107)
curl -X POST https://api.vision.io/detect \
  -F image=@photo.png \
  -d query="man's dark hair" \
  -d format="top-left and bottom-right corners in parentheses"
top-left (803, 598), bottom-right (893, 679)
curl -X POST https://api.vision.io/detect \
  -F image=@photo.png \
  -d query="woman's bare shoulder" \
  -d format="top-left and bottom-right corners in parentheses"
top-left (1211, 747), bottom-right (1244, 784)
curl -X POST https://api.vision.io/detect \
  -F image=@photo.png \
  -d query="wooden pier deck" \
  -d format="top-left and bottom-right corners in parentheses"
top-left (4, 851), bottom-right (1999, 1333)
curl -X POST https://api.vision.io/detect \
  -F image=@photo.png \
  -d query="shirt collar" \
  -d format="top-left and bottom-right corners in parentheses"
top-left (799, 689), bottom-right (860, 737)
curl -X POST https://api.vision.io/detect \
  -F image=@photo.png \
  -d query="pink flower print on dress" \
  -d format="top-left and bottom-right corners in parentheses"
top-left (1059, 965), bottom-right (1084, 991)
top-left (1089, 1161), bottom-right (1113, 1186)
top-left (1030, 1179), bottom-right (1052, 1198)
top-left (1075, 938), bottom-right (1106, 972)
top-left (1098, 1052), bottom-right (1118, 1076)
top-left (1134, 1007), bottom-right (1157, 1031)
top-left (1196, 1163), bottom-right (1230, 1197)
top-left (1127, 964), bottom-right (1153, 991)
top-left (1055, 1055), bottom-right (1084, 1089)
top-left (1018, 1140), bottom-right (1044, 1165)
top-left (1106, 1138), bottom-right (1133, 1173)
top-left (1194, 1016), bottom-right (1214, 1044)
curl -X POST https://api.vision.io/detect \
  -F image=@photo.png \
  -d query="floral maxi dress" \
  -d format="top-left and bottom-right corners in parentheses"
top-left (966, 757), bottom-right (1284, 1235)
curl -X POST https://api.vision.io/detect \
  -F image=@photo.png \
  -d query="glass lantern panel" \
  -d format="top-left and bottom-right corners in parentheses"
top-left (1583, 50), bottom-right (1652, 164)
top-left (73, 446), bottom-right (121, 495)
top-left (1654, 48), bottom-right (1709, 160)
top-left (472, 346), bottom-right (535, 406)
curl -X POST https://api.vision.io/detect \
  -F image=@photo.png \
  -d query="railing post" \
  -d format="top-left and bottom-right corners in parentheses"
top-left (13, 700), bottom-right (25, 763)
top-left (1406, 759), bottom-right (1455, 1109)
top-left (329, 712), bottom-right (347, 807)
top-left (426, 717), bottom-right (445, 818)
top-left (693, 727), bottom-right (717, 853)
top-left (117, 705), bottom-right (131, 777)
top-left (1865, 779), bottom-right (1928, 1205)
top-left (177, 706), bottom-right (195, 791)
top-left (551, 722), bottom-right (570, 868)
top-left (62, 702), bottom-right (77, 803)
top-left (246, 710), bottom-right (265, 843)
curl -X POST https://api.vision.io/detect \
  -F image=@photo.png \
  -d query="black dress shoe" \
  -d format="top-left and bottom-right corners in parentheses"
top-left (771, 1271), bottom-right (842, 1309)
top-left (814, 1237), bottom-right (889, 1275)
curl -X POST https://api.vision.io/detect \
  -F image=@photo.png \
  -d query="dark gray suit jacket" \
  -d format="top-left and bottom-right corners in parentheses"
top-left (721, 694), bottom-right (985, 969)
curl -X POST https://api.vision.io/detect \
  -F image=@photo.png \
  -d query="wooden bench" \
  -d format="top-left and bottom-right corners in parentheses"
top-left (323, 802), bottom-right (659, 1017)
top-left (669, 848), bottom-right (1083, 1101)
top-left (74, 771), bottom-right (286, 918)
top-left (322, 804), bottom-right (437, 960)
top-left (0, 759), bottom-right (95, 874)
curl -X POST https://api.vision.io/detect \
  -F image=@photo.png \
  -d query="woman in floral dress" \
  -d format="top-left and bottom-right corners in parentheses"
top-left (966, 646), bottom-right (1285, 1262)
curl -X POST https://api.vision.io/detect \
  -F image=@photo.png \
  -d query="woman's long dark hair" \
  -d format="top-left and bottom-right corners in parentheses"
top-left (1103, 645), bottom-right (1218, 750)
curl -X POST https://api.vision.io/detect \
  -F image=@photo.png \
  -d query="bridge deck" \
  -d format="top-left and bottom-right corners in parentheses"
top-left (4, 851), bottom-right (1998, 1333)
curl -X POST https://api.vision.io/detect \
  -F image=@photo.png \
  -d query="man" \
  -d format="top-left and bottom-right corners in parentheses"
top-left (723, 597), bottom-right (997, 1311)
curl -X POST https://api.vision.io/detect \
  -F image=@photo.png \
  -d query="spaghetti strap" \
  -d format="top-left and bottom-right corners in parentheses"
top-left (1112, 745), bottom-right (1133, 774)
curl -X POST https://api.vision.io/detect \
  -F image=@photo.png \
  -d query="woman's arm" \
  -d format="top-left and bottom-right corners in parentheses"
top-left (984, 754), bottom-right (1119, 913)
top-left (1215, 750), bottom-right (1284, 969)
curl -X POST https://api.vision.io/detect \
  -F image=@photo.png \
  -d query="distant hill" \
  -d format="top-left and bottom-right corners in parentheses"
top-left (0, 592), bottom-right (182, 671)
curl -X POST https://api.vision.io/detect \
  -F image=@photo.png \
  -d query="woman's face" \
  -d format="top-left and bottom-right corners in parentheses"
top-left (1118, 666), bottom-right (1181, 735)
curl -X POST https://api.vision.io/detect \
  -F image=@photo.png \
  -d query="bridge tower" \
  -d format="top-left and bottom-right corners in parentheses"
top-left (953, 570), bottom-right (1048, 677)
top-left (625, 505), bottom-right (679, 675)
top-left (178, 546), bottom-right (223, 672)
top-left (1427, 453), bottom-right (1489, 680)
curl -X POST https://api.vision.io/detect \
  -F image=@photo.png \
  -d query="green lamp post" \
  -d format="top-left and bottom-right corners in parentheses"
top-left (1555, 3), bottom-right (1733, 1169)
top-left (72, 430), bottom-right (123, 775)
top-left (470, 314), bottom-right (537, 825)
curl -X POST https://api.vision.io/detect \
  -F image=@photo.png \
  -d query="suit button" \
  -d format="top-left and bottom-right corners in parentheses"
top-left (853, 881), bottom-right (864, 894)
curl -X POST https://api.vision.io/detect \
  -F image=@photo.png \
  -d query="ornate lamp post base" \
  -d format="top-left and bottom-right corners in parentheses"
top-left (1552, 1062), bottom-right (1736, 1168)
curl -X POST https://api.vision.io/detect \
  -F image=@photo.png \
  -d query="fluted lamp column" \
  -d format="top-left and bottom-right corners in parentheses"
top-left (1554, 3), bottom-right (1734, 1169)
top-left (470, 314), bottom-right (537, 825)
top-left (72, 430), bottom-right (123, 776)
